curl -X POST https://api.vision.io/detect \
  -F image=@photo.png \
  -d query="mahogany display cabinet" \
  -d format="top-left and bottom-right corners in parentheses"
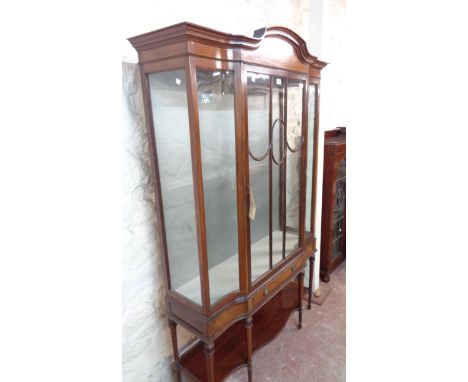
top-left (128, 22), bottom-right (327, 382)
top-left (320, 128), bottom-right (346, 282)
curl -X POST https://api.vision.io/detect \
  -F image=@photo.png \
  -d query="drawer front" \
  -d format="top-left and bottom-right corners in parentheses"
top-left (210, 301), bottom-right (247, 336)
top-left (252, 256), bottom-right (306, 309)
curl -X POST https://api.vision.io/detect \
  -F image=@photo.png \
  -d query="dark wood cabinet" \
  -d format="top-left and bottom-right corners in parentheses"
top-left (128, 22), bottom-right (327, 381)
top-left (320, 128), bottom-right (346, 282)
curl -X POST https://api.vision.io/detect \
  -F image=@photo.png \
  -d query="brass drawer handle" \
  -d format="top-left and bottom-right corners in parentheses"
top-left (264, 287), bottom-right (270, 296)
top-left (291, 264), bottom-right (296, 272)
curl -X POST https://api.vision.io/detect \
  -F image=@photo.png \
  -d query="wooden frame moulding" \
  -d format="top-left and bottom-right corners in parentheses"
top-left (299, 76), bottom-right (310, 251)
top-left (282, 77), bottom-right (288, 261)
top-left (268, 75), bottom-right (273, 271)
top-left (186, 56), bottom-right (211, 315)
top-left (307, 77), bottom-right (321, 307)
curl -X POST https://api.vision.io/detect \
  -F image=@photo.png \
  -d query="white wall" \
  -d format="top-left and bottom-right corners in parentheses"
top-left (122, 1), bottom-right (345, 380)
top-left (122, 0), bottom-right (310, 62)
top-left (308, 0), bottom-right (346, 293)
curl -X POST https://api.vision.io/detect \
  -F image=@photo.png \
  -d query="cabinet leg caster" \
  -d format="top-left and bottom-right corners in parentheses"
top-left (320, 272), bottom-right (330, 283)
top-left (320, 270), bottom-right (330, 283)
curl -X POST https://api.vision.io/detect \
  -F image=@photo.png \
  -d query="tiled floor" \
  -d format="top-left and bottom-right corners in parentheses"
top-left (227, 261), bottom-right (346, 382)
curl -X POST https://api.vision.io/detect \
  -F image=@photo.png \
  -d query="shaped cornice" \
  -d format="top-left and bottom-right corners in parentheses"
top-left (128, 22), bottom-right (327, 69)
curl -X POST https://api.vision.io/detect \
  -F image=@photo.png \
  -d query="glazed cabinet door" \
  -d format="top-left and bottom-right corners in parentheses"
top-left (246, 68), bottom-right (308, 285)
top-left (148, 61), bottom-right (242, 310)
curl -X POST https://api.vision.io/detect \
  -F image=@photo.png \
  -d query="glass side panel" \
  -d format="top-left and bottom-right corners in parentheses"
top-left (247, 72), bottom-right (271, 283)
top-left (148, 70), bottom-right (201, 305)
top-left (305, 84), bottom-right (317, 233)
top-left (196, 68), bottom-right (239, 305)
top-left (284, 79), bottom-right (304, 255)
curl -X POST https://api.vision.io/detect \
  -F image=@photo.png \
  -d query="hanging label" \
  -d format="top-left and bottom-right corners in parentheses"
top-left (249, 184), bottom-right (256, 220)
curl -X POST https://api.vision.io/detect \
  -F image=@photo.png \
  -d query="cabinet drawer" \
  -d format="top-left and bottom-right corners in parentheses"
top-left (252, 257), bottom-right (305, 309)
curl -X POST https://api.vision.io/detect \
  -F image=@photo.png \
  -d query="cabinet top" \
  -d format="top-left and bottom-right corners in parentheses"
top-left (128, 22), bottom-right (327, 75)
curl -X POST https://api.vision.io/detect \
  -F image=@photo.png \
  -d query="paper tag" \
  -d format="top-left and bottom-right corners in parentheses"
top-left (249, 185), bottom-right (256, 220)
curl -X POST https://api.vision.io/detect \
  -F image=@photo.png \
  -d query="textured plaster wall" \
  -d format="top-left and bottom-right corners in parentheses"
top-left (122, 62), bottom-right (194, 382)
top-left (122, 1), bottom-right (345, 381)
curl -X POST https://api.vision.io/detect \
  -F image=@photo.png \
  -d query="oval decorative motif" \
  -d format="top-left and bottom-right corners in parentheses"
top-left (248, 117), bottom-right (304, 163)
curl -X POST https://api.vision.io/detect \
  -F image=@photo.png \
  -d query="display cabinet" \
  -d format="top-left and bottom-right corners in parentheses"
top-left (128, 22), bottom-right (327, 382)
top-left (320, 128), bottom-right (346, 282)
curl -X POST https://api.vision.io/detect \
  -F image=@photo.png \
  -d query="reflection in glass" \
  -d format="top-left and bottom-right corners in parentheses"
top-left (284, 79), bottom-right (304, 254)
top-left (332, 159), bottom-right (346, 260)
top-left (247, 72), bottom-right (271, 282)
top-left (305, 84), bottom-right (316, 233)
top-left (149, 70), bottom-right (201, 304)
top-left (271, 77), bottom-right (285, 268)
top-left (247, 73), bottom-right (305, 284)
top-left (197, 69), bottom-right (239, 305)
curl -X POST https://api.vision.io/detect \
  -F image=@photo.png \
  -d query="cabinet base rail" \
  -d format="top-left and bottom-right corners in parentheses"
top-left (177, 281), bottom-right (301, 382)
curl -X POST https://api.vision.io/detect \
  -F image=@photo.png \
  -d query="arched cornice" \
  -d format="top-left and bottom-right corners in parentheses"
top-left (261, 26), bottom-right (327, 69)
top-left (128, 22), bottom-right (327, 70)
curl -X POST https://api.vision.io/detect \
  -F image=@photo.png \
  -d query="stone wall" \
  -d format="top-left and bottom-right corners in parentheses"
top-left (122, 62), bottom-right (195, 382)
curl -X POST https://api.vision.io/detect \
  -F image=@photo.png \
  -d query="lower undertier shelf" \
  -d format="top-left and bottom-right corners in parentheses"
top-left (179, 282), bottom-right (299, 382)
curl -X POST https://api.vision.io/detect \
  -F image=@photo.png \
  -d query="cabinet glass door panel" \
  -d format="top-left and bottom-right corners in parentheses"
top-left (197, 68), bottom-right (239, 305)
top-left (248, 72), bottom-right (306, 284)
top-left (305, 84), bottom-right (316, 233)
top-left (247, 72), bottom-right (271, 282)
top-left (271, 77), bottom-right (285, 266)
top-left (284, 79), bottom-right (304, 254)
top-left (149, 70), bottom-right (201, 305)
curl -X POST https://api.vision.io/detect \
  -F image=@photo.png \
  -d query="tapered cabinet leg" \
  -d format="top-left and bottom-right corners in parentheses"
top-left (168, 320), bottom-right (182, 382)
top-left (308, 256), bottom-right (315, 310)
top-left (204, 342), bottom-right (215, 382)
top-left (298, 272), bottom-right (304, 329)
top-left (245, 317), bottom-right (253, 382)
